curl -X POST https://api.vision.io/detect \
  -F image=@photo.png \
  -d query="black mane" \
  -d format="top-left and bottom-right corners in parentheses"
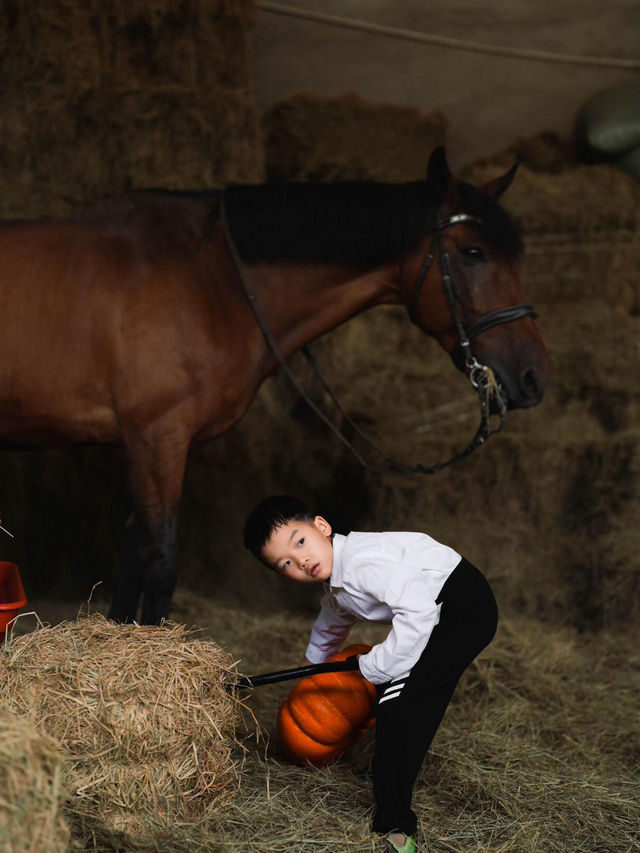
top-left (224, 181), bottom-right (435, 265)
top-left (223, 179), bottom-right (522, 265)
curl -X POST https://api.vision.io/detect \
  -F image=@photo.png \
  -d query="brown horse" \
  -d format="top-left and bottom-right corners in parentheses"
top-left (0, 148), bottom-right (548, 623)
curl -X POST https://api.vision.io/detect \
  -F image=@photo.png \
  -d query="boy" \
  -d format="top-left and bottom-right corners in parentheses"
top-left (243, 495), bottom-right (498, 853)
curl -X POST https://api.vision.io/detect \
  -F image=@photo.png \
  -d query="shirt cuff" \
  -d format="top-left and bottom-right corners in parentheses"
top-left (357, 651), bottom-right (384, 684)
top-left (304, 642), bottom-right (327, 664)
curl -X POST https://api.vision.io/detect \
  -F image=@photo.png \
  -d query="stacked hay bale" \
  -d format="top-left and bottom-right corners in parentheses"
top-left (0, 707), bottom-right (70, 853)
top-left (262, 91), bottom-right (448, 183)
top-left (0, 615), bottom-right (242, 844)
top-left (0, 0), bottom-right (263, 220)
top-left (456, 134), bottom-right (639, 627)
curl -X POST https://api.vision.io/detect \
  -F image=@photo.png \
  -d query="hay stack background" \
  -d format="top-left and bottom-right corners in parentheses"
top-left (0, 0), bottom-right (263, 220)
top-left (0, 615), bottom-right (242, 842)
top-left (0, 8), bottom-right (636, 850)
top-left (262, 92), bottom-right (448, 183)
top-left (1, 97), bottom-right (637, 630)
top-left (0, 707), bottom-right (70, 853)
top-left (0, 39), bottom-right (637, 636)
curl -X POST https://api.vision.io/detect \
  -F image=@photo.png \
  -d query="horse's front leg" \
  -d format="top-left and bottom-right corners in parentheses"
top-left (109, 427), bottom-right (189, 625)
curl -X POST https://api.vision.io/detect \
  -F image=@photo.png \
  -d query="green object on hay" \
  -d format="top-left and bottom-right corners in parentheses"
top-left (574, 82), bottom-right (640, 179)
top-left (386, 833), bottom-right (418, 852)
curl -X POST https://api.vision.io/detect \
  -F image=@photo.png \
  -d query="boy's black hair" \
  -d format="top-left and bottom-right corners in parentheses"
top-left (243, 495), bottom-right (314, 562)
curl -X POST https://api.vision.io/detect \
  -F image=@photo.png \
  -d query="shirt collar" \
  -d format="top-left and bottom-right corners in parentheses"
top-left (329, 532), bottom-right (347, 588)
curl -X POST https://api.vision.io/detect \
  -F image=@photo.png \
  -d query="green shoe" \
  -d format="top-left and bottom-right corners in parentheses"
top-left (385, 832), bottom-right (417, 852)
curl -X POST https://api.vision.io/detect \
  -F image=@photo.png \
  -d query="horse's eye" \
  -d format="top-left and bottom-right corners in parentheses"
top-left (461, 246), bottom-right (486, 264)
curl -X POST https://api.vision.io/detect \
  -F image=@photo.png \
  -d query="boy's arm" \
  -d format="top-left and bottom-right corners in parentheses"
top-left (305, 589), bottom-right (357, 664)
top-left (353, 559), bottom-right (445, 684)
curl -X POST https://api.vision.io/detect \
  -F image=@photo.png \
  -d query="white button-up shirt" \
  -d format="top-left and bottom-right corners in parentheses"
top-left (305, 531), bottom-right (461, 684)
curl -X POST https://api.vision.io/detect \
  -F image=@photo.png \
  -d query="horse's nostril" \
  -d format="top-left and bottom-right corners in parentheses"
top-left (521, 368), bottom-right (539, 399)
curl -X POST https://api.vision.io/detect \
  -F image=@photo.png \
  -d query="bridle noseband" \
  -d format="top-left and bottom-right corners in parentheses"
top-left (220, 195), bottom-right (538, 476)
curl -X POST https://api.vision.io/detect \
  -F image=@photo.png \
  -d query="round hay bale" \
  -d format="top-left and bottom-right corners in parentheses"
top-left (0, 614), bottom-right (243, 841)
top-left (0, 706), bottom-right (70, 853)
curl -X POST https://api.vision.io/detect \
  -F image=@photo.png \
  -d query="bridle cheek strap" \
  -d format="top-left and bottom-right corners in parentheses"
top-left (408, 241), bottom-right (436, 323)
top-left (408, 212), bottom-right (481, 327)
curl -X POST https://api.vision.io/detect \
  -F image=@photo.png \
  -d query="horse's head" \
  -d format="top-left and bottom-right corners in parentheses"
top-left (403, 147), bottom-right (549, 411)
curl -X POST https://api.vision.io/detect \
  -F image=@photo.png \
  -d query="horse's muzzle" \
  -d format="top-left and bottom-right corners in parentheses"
top-left (451, 349), bottom-right (547, 411)
top-left (515, 367), bottom-right (545, 408)
top-left (500, 365), bottom-right (547, 410)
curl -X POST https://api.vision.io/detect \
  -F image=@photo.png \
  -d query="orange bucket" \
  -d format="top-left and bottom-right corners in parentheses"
top-left (0, 561), bottom-right (28, 640)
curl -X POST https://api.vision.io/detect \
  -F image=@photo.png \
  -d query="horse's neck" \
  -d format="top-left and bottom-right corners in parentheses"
top-left (252, 262), bottom-right (402, 361)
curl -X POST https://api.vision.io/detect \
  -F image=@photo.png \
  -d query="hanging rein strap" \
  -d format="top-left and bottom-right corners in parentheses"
top-left (219, 194), bottom-right (536, 476)
top-left (219, 195), bottom-right (378, 472)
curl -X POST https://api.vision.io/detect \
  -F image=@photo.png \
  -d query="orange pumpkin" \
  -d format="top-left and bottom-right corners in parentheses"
top-left (277, 643), bottom-right (378, 767)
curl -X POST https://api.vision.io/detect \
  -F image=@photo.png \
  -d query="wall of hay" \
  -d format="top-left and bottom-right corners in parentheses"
top-left (0, 53), bottom-right (637, 634)
top-left (0, 0), bottom-right (263, 219)
top-left (262, 92), bottom-right (448, 182)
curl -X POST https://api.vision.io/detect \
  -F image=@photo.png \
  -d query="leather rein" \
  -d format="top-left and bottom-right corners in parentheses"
top-left (220, 196), bottom-right (536, 476)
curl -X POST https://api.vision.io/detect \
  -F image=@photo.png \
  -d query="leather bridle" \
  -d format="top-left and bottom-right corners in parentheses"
top-left (220, 196), bottom-right (538, 476)
top-left (409, 211), bottom-right (536, 390)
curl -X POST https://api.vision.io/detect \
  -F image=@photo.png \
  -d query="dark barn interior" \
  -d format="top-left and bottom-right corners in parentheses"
top-left (0, 2), bottom-right (638, 851)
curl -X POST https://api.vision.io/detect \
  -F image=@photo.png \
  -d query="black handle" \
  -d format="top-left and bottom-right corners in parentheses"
top-left (228, 656), bottom-right (360, 693)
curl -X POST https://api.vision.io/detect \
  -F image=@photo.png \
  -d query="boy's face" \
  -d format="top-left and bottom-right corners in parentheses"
top-left (262, 516), bottom-right (333, 583)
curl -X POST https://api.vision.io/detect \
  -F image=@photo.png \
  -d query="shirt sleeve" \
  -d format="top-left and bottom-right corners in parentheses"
top-left (305, 589), bottom-right (358, 664)
top-left (353, 559), bottom-right (444, 684)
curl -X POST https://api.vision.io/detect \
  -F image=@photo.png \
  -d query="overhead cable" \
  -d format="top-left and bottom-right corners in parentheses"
top-left (258, 2), bottom-right (640, 70)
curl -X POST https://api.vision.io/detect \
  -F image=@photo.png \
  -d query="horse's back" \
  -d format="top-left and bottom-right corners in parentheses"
top-left (0, 218), bottom-right (130, 442)
top-left (0, 190), bottom-right (256, 447)
top-left (0, 211), bottom-right (142, 345)
top-left (0, 196), bottom-right (192, 440)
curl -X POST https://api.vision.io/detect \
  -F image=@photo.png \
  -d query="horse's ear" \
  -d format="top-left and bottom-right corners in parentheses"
top-left (427, 146), bottom-right (454, 199)
top-left (481, 163), bottom-right (518, 199)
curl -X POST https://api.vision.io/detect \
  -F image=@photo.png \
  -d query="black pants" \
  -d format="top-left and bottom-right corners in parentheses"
top-left (371, 557), bottom-right (498, 836)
